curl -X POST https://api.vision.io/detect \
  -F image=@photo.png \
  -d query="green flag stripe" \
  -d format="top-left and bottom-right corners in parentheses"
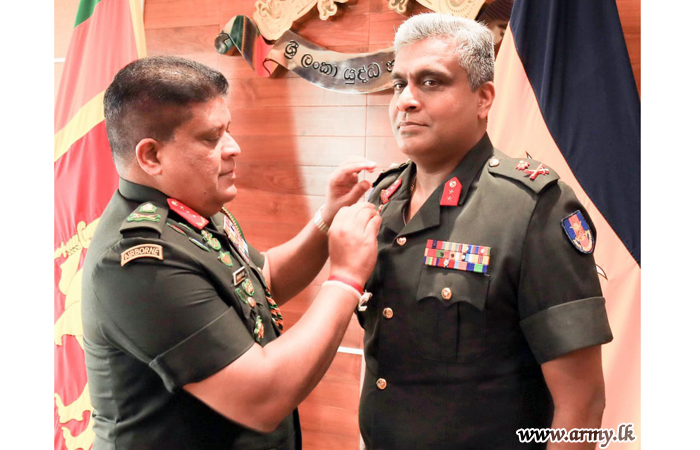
top-left (74, 0), bottom-right (104, 27)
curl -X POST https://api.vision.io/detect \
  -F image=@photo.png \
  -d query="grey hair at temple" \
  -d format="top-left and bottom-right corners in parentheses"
top-left (393, 13), bottom-right (495, 91)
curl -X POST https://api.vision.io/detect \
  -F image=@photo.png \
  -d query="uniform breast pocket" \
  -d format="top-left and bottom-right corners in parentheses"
top-left (410, 267), bottom-right (491, 362)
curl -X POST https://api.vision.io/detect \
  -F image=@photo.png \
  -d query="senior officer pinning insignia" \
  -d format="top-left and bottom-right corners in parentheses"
top-left (121, 244), bottom-right (163, 266)
top-left (439, 177), bottom-right (462, 206)
top-left (561, 210), bottom-right (595, 253)
top-left (424, 239), bottom-right (491, 274)
top-left (167, 198), bottom-right (209, 230)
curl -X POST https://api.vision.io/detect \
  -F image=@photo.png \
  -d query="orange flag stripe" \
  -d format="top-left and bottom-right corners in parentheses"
top-left (488, 26), bottom-right (640, 446)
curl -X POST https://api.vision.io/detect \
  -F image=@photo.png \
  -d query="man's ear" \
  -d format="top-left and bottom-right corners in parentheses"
top-left (477, 81), bottom-right (496, 120)
top-left (134, 138), bottom-right (163, 176)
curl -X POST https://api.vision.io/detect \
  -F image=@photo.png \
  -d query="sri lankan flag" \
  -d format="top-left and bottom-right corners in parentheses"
top-left (487, 0), bottom-right (640, 446)
top-left (54, 0), bottom-right (146, 448)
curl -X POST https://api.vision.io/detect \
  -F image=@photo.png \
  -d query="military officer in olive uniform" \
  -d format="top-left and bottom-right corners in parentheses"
top-left (357, 14), bottom-right (613, 449)
top-left (82, 56), bottom-right (381, 449)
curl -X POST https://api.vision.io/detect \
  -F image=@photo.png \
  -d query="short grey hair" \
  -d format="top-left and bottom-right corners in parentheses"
top-left (394, 13), bottom-right (495, 91)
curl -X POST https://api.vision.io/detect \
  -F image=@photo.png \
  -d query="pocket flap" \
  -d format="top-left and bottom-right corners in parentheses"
top-left (416, 267), bottom-right (490, 311)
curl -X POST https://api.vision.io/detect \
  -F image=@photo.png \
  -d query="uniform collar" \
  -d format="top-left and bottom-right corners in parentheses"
top-left (382, 133), bottom-right (494, 236)
top-left (118, 178), bottom-right (170, 206)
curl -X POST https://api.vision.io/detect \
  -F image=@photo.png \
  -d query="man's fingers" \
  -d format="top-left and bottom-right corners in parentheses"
top-left (344, 180), bottom-right (371, 203)
top-left (366, 213), bottom-right (382, 235)
top-left (335, 160), bottom-right (377, 178)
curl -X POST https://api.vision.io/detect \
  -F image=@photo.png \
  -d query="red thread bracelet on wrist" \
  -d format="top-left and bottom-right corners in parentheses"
top-left (327, 275), bottom-right (363, 295)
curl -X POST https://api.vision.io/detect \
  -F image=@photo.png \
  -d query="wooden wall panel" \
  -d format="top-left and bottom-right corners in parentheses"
top-left (51, 0), bottom-right (639, 448)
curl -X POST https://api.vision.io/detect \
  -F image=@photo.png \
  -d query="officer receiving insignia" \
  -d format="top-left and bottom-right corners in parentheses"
top-left (357, 14), bottom-right (612, 450)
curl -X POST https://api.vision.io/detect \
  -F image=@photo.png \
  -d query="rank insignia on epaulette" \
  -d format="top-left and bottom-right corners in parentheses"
top-left (127, 212), bottom-right (161, 223)
top-left (423, 239), bottom-right (491, 273)
top-left (561, 210), bottom-right (594, 253)
top-left (516, 160), bottom-right (530, 170)
top-left (218, 250), bottom-right (234, 267)
top-left (121, 244), bottom-right (163, 266)
top-left (380, 177), bottom-right (402, 204)
top-left (254, 315), bottom-right (265, 342)
top-left (439, 177), bottom-right (462, 206)
top-left (517, 162), bottom-right (549, 180)
top-left (168, 198), bottom-right (209, 230)
top-left (139, 203), bottom-right (157, 214)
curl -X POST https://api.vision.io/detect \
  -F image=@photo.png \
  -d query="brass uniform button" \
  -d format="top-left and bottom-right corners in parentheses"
top-left (376, 378), bottom-right (387, 390)
top-left (382, 307), bottom-right (394, 319)
top-left (396, 236), bottom-right (407, 246)
top-left (441, 287), bottom-right (452, 300)
top-left (489, 158), bottom-right (500, 167)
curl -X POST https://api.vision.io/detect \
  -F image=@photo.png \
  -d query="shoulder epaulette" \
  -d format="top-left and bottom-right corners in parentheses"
top-left (487, 151), bottom-right (559, 194)
top-left (119, 201), bottom-right (168, 236)
top-left (371, 160), bottom-right (411, 188)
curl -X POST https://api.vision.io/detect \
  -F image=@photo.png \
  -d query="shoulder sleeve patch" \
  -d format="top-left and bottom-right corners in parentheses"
top-left (487, 153), bottom-right (560, 194)
top-left (121, 244), bottom-right (164, 266)
top-left (120, 202), bottom-right (168, 236)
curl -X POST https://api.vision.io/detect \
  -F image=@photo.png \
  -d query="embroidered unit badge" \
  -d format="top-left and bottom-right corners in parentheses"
top-left (139, 203), bottom-right (157, 213)
top-left (127, 212), bottom-right (161, 223)
top-left (423, 239), bottom-right (491, 273)
top-left (121, 244), bottom-right (163, 266)
top-left (561, 210), bottom-right (594, 253)
top-left (218, 250), bottom-right (234, 267)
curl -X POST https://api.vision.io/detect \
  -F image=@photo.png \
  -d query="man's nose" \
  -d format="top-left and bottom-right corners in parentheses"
top-left (222, 132), bottom-right (241, 157)
top-left (396, 85), bottom-right (420, 112)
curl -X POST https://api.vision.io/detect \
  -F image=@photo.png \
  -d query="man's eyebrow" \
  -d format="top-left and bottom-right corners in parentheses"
top-left (391, 68), bottom-right (450, 80)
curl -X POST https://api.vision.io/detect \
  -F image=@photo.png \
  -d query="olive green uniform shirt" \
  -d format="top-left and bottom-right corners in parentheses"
top-left (358, 134), bottom-right (613, 449)
top-left (82, 179), bottom-right (300, 450)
